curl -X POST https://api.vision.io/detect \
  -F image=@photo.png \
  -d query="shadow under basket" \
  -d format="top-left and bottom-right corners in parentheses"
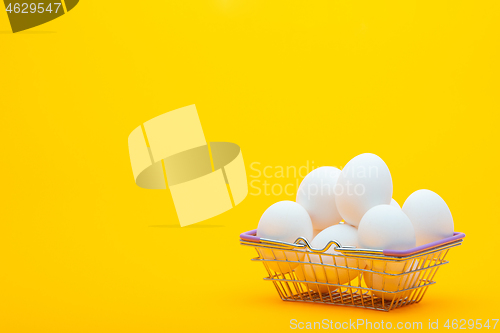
top-left (240, 230), bottom-right (465, 312)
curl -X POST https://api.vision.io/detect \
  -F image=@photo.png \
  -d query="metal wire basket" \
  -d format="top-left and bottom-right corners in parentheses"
top-left (240, 229), bottom-right (465, 311)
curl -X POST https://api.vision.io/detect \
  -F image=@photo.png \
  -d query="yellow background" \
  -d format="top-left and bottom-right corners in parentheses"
top-left (1, 1), bottom-right (499, 332)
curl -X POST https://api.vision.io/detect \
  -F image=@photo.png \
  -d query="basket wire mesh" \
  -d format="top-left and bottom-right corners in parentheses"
top-left (241, 230), bottom-right (464, 311)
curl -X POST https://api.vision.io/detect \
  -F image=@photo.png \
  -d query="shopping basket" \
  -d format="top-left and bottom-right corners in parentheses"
top-left (240, 229), bottom-right (465, 311)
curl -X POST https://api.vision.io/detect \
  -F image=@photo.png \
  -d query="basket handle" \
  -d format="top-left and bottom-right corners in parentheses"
top-left (383, 232), bottom-right (466, 257)
top-left (240, 229), bottom-right (260, 243)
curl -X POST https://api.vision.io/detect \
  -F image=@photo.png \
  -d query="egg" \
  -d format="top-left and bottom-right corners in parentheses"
top-left (358, 204), bottom-right (416, 251)
top-left (402, 189), bottom-right (454, 246)
top-left (296, 166), bottom-right (343, 234)
top-left (300, 224), bottom-right (361, 293)
top-left (390, 198), bottom-right (401, 209)
top-left (363, 260), bottom-right (419, 301)
top-left (358, 205), bottom-right (416, 281)
top-left (257, 201), bottom-right (313, 273)
top-left (335, 153), bottom-right (393, 227)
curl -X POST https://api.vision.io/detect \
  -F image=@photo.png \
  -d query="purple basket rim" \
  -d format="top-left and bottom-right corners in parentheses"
top-left (383, 232), bottom-right (465, 256)
top-left (240, 229), bottom-right (465, 257)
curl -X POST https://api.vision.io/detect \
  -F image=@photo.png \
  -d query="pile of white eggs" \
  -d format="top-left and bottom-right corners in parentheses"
top-left (256, 153), bottom-right (454, 298)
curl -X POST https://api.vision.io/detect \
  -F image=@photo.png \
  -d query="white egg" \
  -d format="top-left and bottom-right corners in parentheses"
top-left (402, 189), bottom-right (454, 247)
top-left (358, 204), bottom-right (416, 251)
top-left (296, 166), bottom-right (343, 234)
top-left (358, 205), bottom-right (416, 282)
top-left (300, 224), bottom-right (361, 293)
top-left (363, 260), bottom-right (419, 301)
top-left (257, 201), bottom-right (313, 273)
top-left (390, 198), bottom-right (401, 209)
top-left (311, 223), bottom-right (359, 253)
top-left (335, 153), bottom-right (393, 227)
